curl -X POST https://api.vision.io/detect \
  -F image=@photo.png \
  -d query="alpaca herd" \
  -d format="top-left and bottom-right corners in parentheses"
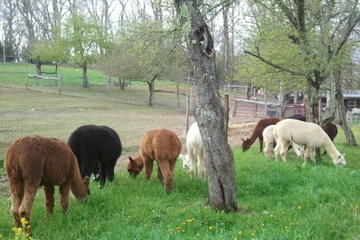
top-left (4, 115), bottom-right (346, 233)
top-left (4, 125), bottom-right (181, 232)
top-left (242, 116), bottom-right (345, 166)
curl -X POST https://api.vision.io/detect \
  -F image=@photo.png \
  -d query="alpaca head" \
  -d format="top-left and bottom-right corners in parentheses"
top-left (241, 138), bottom-right (251, 152)
top-left (127, 156), bottom-right (143, 177)
top-left (333, 154), bottom-right (346, 166)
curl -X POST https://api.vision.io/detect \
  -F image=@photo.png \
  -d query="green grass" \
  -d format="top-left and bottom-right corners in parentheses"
top-left (1, 127), bottom-right (359, 239)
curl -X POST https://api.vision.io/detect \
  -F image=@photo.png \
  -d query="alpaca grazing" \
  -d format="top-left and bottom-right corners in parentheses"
top-left (263, 125), bottom-right (304, 158)
top-left (5, 135), bottom-right (89, 230)
top-left (241, 117), bottom-right (280, 152)
top-left (183, 122), bottom-right (206, 178)
top-left (273, 119), bottom-right (346, 166)
top-left (127, 129), bottom-right (181, 193)
top-left (68, 125), bottom-right (122, 188)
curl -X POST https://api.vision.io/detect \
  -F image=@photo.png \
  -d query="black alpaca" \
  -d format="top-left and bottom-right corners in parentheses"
top-left (68, 125), bottom-right (122, 188)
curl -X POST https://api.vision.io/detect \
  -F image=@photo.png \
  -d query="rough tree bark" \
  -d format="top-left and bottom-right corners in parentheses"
top-left (174, 0), bottom-right (238, 212)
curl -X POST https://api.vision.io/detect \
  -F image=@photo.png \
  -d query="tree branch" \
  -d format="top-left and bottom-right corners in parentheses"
top-left (244, 50), bottom-right (305, 76)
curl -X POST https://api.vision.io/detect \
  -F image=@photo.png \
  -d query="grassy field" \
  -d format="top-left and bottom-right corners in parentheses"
top-left (0, 133), bottom-right (359, 240)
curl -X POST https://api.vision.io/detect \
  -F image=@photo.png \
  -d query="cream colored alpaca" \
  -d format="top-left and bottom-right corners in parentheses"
top-left (263, 125), bottom-right (304, 159)
top-left (182, 122), bottom-right (206, 178)
top-left (273, 119), bottom-right (346, 166)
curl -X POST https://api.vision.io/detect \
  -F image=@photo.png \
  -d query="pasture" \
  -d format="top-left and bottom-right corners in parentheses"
top-left (0, 80), bottom-right (360, 239)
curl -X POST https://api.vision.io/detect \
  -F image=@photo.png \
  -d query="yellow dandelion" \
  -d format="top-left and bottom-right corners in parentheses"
top-left (297, 205), bottom-right (303, 209)
top-left (186, 219), bottom-right (194, 223)
top-left (20, 217), bottom-right (29, 225)
top-left (251, 232), bottom-right (256, 237)
top-left (237, 231), bottom-right (244, 235)
top-left (208, 226), bottom-right (215, 230)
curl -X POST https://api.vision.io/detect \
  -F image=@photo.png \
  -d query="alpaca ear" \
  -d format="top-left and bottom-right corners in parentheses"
top-left (241, 137), bottom-right (246, 142)
top-left (83, 176), bottom-right (90, 186)
top-left (129, 156), bottom-right (134, 164)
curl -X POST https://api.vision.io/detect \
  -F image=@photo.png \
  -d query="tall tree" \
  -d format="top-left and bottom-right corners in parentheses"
top-left (174, 0), bottom-right (238, 212)
top-left (244, 0), bottom-right (360, 125)
top-left (64, 9), bottom-right (110, 87)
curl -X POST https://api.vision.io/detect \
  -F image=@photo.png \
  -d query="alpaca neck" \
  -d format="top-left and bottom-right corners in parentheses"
top-left (323, 138), bottom-right (340, 161)
top-left (71, 161), bottom-right (88, 200)
top-left (249, 128), bottom-right (261, 143)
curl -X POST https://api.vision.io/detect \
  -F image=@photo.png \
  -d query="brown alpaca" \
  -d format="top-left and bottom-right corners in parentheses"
top-left (5, 135), bottom-right (89, 231)
top-left (127, 129), bottom-right (181, 193)
top-left (241, 117), bottom-right (280, 152)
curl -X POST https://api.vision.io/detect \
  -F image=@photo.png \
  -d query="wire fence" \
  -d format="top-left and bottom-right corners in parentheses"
top-left (0, 62), bottom-right (194, 110)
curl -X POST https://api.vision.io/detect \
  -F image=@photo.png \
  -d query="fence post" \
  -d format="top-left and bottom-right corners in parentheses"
top-left (224, 94), bottom-right (229, 136)
top-left (25, 64), bottom-right (29, 89)
top-left (106, 76), bottom-right (111, 96)
top-left (186, 94), bottom-right (190, 133)
top-left (58, 74), bottom-right (62, 95)
top-left (176, 84), bottom-right (180, 108)
top-left (264, 89), bottom-right (267, 117)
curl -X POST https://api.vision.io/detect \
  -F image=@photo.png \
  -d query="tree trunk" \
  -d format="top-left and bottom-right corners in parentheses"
top-left (306, 79), bottom-right (320, 124)
top-left (147, 74), bottom-right (158, 107)
top-left (175, 0), bottom-right (238, 212)
top-left (333, 71), bottom-right (357, 146)
top-left (222, 1), bottom-right (231, 82)
top-left (82, 60), bottom-right (88, 88)
top-left (119, 77), bottom-right (125, 90)
top-left (36, 57), bottom-right (42, 75)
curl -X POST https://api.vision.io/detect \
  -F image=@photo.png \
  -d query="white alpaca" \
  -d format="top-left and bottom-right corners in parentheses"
top-left (183, 122), bottom-right (206, 178)
top-left (263, 125), bottom-right (304, 159)
top-left (273, 119), bottom-right (346, 166)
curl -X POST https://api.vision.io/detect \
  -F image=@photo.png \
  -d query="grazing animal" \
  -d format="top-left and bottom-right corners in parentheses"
top-left (263, 125), bottom-right (304, 158)
top-left (273, 119), bottom-right (346, 166)
top-left (286, 114), bottom-right (306, 121)
top-left (241, 117), bottom-right (280, 152)
top-left (5, 135), bottom-right (89, 231)
top-left (127, 129), bottom-right (181, 193)
top-left (183, 122), bottom-right (206, 178)
top-left (68, 125), bottom-right (122, 188)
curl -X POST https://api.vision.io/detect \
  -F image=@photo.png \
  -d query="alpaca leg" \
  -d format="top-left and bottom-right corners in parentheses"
top-left (263, 141), bottom-right (272, 158)
top-left (159, 161), bottom-right (173, 193)
top-left (198, 155), bottom-right (206, 179)
top-left (259, 136), bottom-right (263, 152)
top-left (106, 158), bottom-right (117, 182)
top-left (157, 166), bottom-right (164, 184)
top-left (274, 142), bottom-right (281, 161)
top-left (188, 150), bottom-right (197, 178)
top-left (18, 183), bottom-right (38, 230)
top-left (9, 180), bottom-right (24, 227)
top-left (44, 184), bottom-right (55, 216)
top-left (144, 159), bottom-right (154, 180)
top-left (98, 162), bottom-right (107, 188)
top-left (280, 141), bottom-right (290, 162)
top-left (59, 182), bottom-right (71, 214)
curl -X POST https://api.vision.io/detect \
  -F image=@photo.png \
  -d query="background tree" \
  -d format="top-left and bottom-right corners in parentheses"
top-left (242, 0), bottom-right (360, 145)
top-left (101, 21), bottom-right (188, 106)
top-left (63, 9), bottom-right (111, 88)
